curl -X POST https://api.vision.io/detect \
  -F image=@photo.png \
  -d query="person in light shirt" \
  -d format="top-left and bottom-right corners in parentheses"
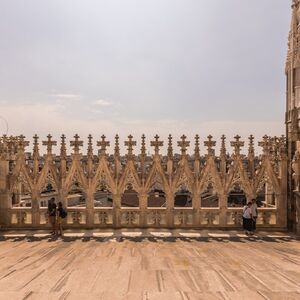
top-left (251, 198), bottom-right (258, 231)
top-left (242, 202), bottom-right (253, 235)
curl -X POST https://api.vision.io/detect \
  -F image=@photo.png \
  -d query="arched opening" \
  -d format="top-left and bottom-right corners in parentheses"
top-left (11, 180), bottom-right (32, 208)
top-left (121, 183), bottom-right (139, 207)
top-left (256, 182), bottom-right (278, 208)
top-left (40, 181), bottom-right (58, 208)
top-left (147, 182), bottom-right (166, 207)
top-left (174, 184), bottom-right (192, 207)
top-left (201, 182), bottom-right (219, 208)
top-left (94, 181), bottom-right (113, 207)
top-left (227, 183), bottom-right (247, 207)
top-left (67, 181), bottom-right (86, 208)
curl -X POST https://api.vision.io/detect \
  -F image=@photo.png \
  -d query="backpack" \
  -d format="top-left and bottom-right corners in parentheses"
top-left (61, 208), bottom-right (67, 219)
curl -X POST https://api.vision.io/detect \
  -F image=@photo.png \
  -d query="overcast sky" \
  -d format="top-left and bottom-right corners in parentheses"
top-left (0, 0), bottom-right (292, 153)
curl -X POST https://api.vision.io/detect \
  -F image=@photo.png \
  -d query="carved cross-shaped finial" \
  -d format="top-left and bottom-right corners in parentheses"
top-left (87, 134), bottom-right (93, 158)
top-left (258, 135), bottom-right (271, 155)
top-left (151, 134), bottom-right (164, 156)
top-left (177, 135), bottom-right (190, 156)
top-left (194, 134), bottom-right (200, 159)
top-left (125, 134), bottom-right (136, 158)
top-left (18, 135), bottom-right (29, 152)
top-left (204, 135), bottom-right (216, 156)
top-left (97, 135), bottom-right (110, 156)
top-left (168, 134), bottom-right (173, 159)
top-left (220, 135), bottom-right (226, 157)
top-left (60, 134), bottom-right (67, 158)
top-left (141, 134), bottom-right (146, 157)
top-left (42, 134), bottom-right (57, 155)
top-left (114, 134), bottom-right (120, 158)
top-left (33, 134), bottom-right (39, 157)
top-left (70, 134), bottom-right (83, 154)
top-left (230, 135), bottom-right (244, 156)
top-left (248, 135), bottom-right (254, 156)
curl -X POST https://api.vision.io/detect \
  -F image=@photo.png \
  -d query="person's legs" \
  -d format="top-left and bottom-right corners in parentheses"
top-left (49, 216), bottom-right (55, 234)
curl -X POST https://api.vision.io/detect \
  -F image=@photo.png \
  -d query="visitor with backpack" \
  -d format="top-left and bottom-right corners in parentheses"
top-left (57, 201), bottom-right (67, 236)
top-left (243, 202), bottom-right (253, 235)
top-left (48, 197), bottom-right (57, 235)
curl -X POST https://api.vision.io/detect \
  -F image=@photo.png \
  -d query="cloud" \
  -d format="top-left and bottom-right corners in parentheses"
top-left (50, 94), bottom-right (81, 99)
top-left (93, 99), bottom-right (112, 107)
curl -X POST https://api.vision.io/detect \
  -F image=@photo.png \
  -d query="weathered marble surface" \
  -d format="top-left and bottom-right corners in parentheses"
top-left (0, 231), bottom-right (299, 300)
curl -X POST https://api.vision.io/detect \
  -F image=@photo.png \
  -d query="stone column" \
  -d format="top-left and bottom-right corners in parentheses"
top-left (166, 191), bottom-right (174, 228)
top-left (278, 154), bottom-right (288, 228)
top-left (85, 186), bottom-right (94, 228)
top-left (31, 189), bottom-right (40, 227)
top-left (295, 192), bottom-right (300, 234)
top-left (192, 191), bottom-right (200, 227)
top-left (219, 193), bottom-right (228, 227)
top-left (0, 160), bottom-right (9, 227)
top-left (113, 193), bottom-right (121, 228)
top-left (139, 192), bottom-right (148, 227)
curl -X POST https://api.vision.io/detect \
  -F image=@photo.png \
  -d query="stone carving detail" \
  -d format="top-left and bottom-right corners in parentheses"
top-left (0, 134), bottom-right (286, 228)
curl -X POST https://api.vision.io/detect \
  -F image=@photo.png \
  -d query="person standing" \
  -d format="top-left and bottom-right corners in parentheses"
top-left (57, 201), bottom-right (67, 236)
top-left (251, 198), bottom-right (258, 231)
top-left (48, 197), bottom-right (57, 235)
top-left (243, 202), bottom-right (253, 235)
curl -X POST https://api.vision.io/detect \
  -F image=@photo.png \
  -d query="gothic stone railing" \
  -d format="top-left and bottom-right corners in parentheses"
top-left (0, 134), bottom-right (287, 230)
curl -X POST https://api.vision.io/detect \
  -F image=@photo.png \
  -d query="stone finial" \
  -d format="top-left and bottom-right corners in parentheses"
top-left (194, 134), bottom-right (200, 159)
top-left (33, 134), bottom-right (40, 159)
top-left (42, 134), bottom-right (57, 155)
top-left (167, 134), bottom-right (173, 159)
top-left (114, 134), bottom-right (120, 158)
top-left (97, 135), bottom-right (110, 156)
top-left (230, 135), bottom-right (244, 156)
top-left (125, 134), bottom-right (136, 158)
top-left (177, 135), bottom-right (190, 156)
top-left (204, 135), bottom-right (216, 156)
top-left (18, 135), bottom-right (29, 152)
top-left (141, 134), bottom-right (146, 158)
top-left (248, 135), bottom-right (254, 156)
top-left (60, 134), bottom-right (67, 158)
top-left (220, 135), bottom-right (226, 157)
top-left (87, 134), bottom-right (93, 158)
top-left (151, 134), bottom-right (163, 156)
top-left (258, 135), bottom-right (271, 155)
top-left (70, 134), bottom-right (83, 154)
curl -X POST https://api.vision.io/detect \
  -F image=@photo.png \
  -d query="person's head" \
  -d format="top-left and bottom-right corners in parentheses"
top-left (247, 202), bottom-right (252, 207)
top-left (50, 197), bottom-right (55, 203)
top-left (58, 201), bottom-right (62, 208)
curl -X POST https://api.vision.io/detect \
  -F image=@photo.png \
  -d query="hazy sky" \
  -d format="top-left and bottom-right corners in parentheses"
top-left (0, 0), bottom-right (292, 153)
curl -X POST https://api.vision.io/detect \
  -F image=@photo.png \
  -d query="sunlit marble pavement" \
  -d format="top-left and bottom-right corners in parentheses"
top-left (0, 230), bottom-right (299, 300)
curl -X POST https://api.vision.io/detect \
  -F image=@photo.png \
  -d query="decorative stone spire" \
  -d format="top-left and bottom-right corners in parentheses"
top-left (42, 134), bottom-right (57, 156)
top-left (167, 134), bottom-right (173, 159)
top-left (151, 134), bottom-right (163, 156)
top-left (33, 134), bottom-right (40, 160)
top-left (177, 135), bottom-right (190, 156)
top-left (141, 134), bottom-right (146, 158)
top-left (125, 134), bottom-right (136, 159)
top-left (204, 135), bottom-right (216, 156)
top-left (97, 135), bottom-right (110, 156)
top-left (194, 134), bottom-right (200, 160)
top-left (248, 135), bottom-right (255, 177)
top-left (70, 134), bottom-right (83, 155)
top-left (114, 134), bottom-right (120, 158)
top-left (220, 135), bottom-right (227, 175)
top-left (87, 134), bottom-right (93, 158)
top-left (60, 134), bottom-right (67, 159)
top-left (17, 135), bottom-right (29, 153)
top-left (258, 135), bottom-right (271, 156)
top-left (230, 135), bottom-right (244, 156)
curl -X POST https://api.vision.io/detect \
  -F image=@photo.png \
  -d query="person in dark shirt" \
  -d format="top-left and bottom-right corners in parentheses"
top-left (57, 201), bottom-right (66, 236)
top-left (48, 197), bottom-right (57, 235)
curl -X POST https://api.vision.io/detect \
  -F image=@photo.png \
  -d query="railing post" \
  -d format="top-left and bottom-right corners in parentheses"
top-left (0, 159), bottom-right (10, 228)
top-left (86, 188), bottom-right (94, 228)
top-left (192, 192), bottom-right (200, 226)
top-left (31, 189), bottom-right (40, 227)
top-left (113, 193), bottom-right (121, 228)
top-left (139, 193), bottom-right (148, 227)
top-left (219, 193), bottom-right (227, 227)
top-left (166, 192), bottom-right (174, 228)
